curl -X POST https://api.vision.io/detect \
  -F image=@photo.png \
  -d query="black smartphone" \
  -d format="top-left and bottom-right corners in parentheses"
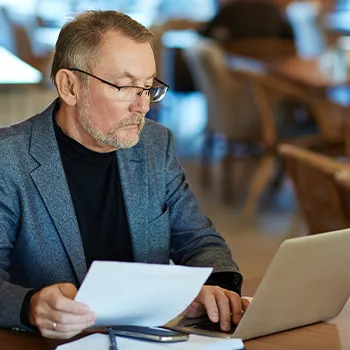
top-left (111, 325), bottom-right (189, 342)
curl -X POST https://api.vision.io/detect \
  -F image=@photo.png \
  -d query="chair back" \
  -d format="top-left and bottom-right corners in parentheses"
top-left (279, 143), bottom-right (350, 234)
top-left (182, 38), bottom-right (260, 140)
top-left (234, 69), bottom-right (346, 147)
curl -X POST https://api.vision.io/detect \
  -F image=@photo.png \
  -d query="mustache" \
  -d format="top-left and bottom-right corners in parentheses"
top-left (118, 114), bottom-right (144, 128)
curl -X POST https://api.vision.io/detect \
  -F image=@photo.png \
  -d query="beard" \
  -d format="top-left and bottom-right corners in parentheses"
top-left (77, 89), bottom-right (145, 150)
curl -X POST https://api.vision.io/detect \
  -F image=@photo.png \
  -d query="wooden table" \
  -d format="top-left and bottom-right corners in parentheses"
top-left (268, 56), bottom-right (350, 92)
top-left (228, 53), bottom-right (350, 96)
top-left (2, 277), bottom-right (350, 349)
top-left (224, 38), bottom-right (350, 96)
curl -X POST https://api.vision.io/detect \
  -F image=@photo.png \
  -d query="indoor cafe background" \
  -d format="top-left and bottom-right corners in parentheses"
top-left (1, 0), bottom-right (349, 280)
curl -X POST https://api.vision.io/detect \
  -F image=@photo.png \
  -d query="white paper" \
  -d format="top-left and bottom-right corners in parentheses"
top-left (57, 333), bottom-right (244, 350)
top-left (75, 261), bottom-right (212, 327)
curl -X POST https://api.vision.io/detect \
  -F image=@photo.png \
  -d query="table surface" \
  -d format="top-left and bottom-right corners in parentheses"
top-left (2, 277), bottom-right (350, 349)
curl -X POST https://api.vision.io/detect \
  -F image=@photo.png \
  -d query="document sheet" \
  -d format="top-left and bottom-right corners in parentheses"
top-left (75, 261), bottom-right (213, 327)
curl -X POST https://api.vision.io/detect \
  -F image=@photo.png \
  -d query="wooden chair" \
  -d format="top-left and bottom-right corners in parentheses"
top-left (182, 38), bottom-right (261, 203)
top-left (279, 143), bottom-right (350, 235)
top-left (233, 69), bottom-right (347, 217)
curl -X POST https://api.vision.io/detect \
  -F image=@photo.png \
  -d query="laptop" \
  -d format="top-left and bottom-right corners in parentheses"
top-left (165, 228), bottom-right (350, 340)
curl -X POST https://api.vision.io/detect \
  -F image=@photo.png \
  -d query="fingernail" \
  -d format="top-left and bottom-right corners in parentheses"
top-left (209, 313), bottom-right (219, 322)
top-left (222, 322), bottom-right (230, 331)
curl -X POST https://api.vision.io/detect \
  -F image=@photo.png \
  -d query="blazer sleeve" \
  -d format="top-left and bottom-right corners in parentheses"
top-left (0, 172), bottom-right (33, 329)
top-left (164, 130), bottom-right (241, 275)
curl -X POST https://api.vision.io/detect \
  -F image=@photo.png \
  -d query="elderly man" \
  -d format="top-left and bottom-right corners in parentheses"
top-left (0, 11), bottom-right (247, 339)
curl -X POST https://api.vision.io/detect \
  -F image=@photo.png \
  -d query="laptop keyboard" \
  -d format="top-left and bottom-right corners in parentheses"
top-left (184, 319), bottom-right (237, 334)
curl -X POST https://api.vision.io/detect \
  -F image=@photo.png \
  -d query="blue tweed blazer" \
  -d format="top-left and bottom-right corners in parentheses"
top-left (0, 100), bottom-right (240, 328)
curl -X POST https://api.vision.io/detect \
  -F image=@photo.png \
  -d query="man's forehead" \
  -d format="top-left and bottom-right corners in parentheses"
top-left (98, 34), bottom-right (156, 81)
top-left (100, 30), bottom-right (153, 53)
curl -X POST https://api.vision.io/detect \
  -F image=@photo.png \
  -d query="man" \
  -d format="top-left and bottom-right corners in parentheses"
top-left (0, 11), bottom-right (248, 339)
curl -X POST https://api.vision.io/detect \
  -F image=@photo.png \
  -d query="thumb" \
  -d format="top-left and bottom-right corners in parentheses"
top-left (58, 283), bottom-right (78, 300)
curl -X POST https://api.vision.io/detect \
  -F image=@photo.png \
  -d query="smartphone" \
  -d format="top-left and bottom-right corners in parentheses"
top-left (110, 325), bottom-right (189, 342)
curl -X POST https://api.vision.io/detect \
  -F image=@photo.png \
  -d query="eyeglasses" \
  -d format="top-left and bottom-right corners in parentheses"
top-left (67, 68), bottom-right (169, 103)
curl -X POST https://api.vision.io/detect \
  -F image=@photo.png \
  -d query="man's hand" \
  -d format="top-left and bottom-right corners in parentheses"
top-left (29, 283), bottom-right (95, 339)
top-left (183, 285), bottom-right (250, 331)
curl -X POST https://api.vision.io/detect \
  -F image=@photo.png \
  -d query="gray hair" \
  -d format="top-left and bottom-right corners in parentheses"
top-left (50, 10), bottom-right (155, 85)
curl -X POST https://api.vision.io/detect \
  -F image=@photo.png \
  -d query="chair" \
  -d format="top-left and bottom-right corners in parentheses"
top-left (279, 143), bottom-right (350, 235)
top-left (1, 6), bottom-right (53, 83)
top-left (222, 38), bottom-right (296, 61)
top-left (0, 6), bottom-right (16, 54)
top-left (234, 69), bottom-right (346, 217)
top-left (12, 24), bottom-right (53, 80)
top-left (150, 20), bottom-right (204, 121)
top-left (182, 38), bottom-right (261, 202)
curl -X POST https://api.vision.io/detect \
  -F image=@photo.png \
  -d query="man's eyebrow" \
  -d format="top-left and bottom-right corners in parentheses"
top-left (114, 72), bottom-right (156, 81)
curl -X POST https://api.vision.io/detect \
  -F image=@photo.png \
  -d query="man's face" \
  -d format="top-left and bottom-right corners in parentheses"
top-left (76, 31), bottom-right (156, 150)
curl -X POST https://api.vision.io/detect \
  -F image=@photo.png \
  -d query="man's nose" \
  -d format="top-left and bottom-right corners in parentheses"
top-left (129, 93), bottom-right (150, 114)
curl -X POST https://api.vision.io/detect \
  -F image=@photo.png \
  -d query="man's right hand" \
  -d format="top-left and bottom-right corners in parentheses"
top-left (29, 283), bottom-right (95, 339)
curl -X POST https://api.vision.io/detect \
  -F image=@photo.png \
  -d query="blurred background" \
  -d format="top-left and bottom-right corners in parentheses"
top-left (2, 0), bottom-right (350, 280)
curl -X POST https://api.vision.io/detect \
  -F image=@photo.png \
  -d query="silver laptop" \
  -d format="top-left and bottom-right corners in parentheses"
top-left (165, 228), bottom-right (350, 340)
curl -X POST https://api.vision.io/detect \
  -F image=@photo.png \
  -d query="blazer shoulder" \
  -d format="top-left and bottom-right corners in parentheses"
top-left (0, 114), bottom-right (42, 173)
top-left (0, 117), bottom-right (34, 149)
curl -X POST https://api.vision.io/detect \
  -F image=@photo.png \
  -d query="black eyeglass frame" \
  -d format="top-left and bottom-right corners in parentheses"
top-left (66, 68), bottom-right (169, 103)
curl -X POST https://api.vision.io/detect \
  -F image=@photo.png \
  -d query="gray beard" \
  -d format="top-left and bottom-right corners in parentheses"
top-left (77, 93), bottom-right (145, 149)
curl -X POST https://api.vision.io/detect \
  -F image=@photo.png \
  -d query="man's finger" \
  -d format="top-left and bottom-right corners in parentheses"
top-left (37, 318), bottom-right (93, 333)
top-left (224, 290), bottom-right (243, 324)
top-left (241, 298), bottom-right (250, 312)
top-left (49, 309), bottom-right (95, 325)
top-left (49, 296), bottom-right (91, 315)
top-left (214, 290), bottom-right (231, 331)
top-left (58, 283), bottom-right (78, 299)
top-left (46, 319), bottom-right (95, 333)
top-left (198, 291), bottom-right (219, 323)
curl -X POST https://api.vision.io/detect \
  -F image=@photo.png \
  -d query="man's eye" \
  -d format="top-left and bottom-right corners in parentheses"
top-left (118, 87), bottom-right (130, 92)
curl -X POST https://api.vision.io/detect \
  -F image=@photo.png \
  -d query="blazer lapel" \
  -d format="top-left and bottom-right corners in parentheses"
top-left (29, 102), bottom-right (87, 285)
top-left (117, 144), bottom-right (149, 262)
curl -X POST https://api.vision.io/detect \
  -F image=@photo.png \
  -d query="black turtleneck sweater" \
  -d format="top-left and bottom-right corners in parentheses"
top-left (53, 116), bottom-right (134, 268)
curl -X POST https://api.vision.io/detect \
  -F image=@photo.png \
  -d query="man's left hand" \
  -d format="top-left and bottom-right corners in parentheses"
top-left (182, 285), bottom-right (250, 331)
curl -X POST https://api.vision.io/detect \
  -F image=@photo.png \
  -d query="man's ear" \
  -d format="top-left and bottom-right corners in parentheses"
top-left (55, 69), bottom-right (79, 106)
